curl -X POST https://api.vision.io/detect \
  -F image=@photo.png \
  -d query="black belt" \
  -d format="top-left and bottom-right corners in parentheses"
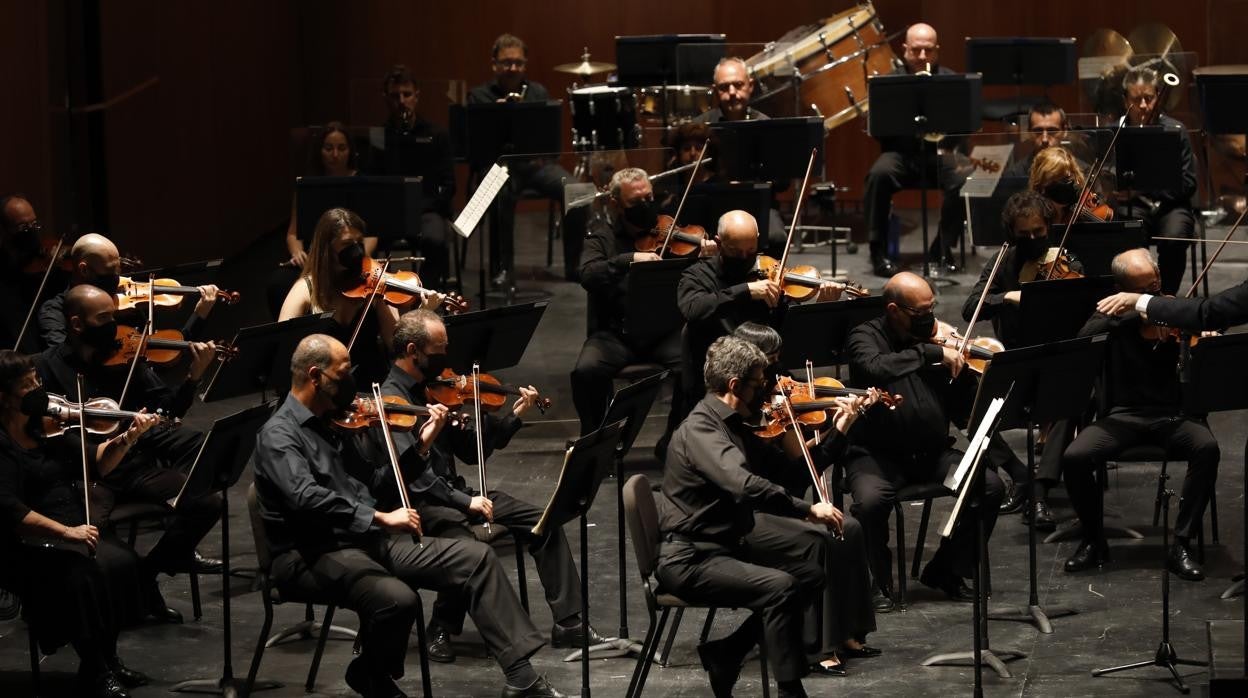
top-left (664, 532), bottom-right (741, 547)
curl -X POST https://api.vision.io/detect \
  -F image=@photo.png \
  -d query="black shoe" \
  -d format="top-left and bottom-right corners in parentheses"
top-left (143, 581), bottom-right (183, 624)
top-left (697, 640), bottom-right (743, 698)
top-left (919, 564), bottom-right (975, 602)
top-left (107, 659), bottom-right (150, 688)
top-left (345, 656), bottom-right (409, 697)
top-left (809, 659), bottom-right (847, 676)
top-left (80, 672), bottom-right (131, 698)
top-left (1168, 542), bottom-right (1206, 582)
top-left (999, 483), bottom-right (1027, 515)
top-left (872, 256), bottom-right (899, 278)
top-left (551, 620), bottom-right (609, 648)
top-left (425, 625), bottom-right (456, 663)
top-left (500, 675), bottom-right (570, 698)
top-left (871, 586), bottom-right (895, 613)
top-left (1028, 499), bottom-right (1056, 533)
top-left (839, 644), bottom-right (883, 659)
top-left (1064, 539), bottom-right (1110, 573)
top-left (0, 589), bottom-right (19, 620)
top-left (192, 551), bottom-right (223, 574)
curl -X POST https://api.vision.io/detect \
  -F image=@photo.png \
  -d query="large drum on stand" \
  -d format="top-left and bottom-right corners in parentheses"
top-left (746, 2), bottom-right (898, 130)
top-left (569, 84), bottom-right (641, 151)
top-left (638, 85), bottom-right (714, 124)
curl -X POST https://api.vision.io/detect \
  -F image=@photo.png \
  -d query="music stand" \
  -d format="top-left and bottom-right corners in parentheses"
top-left (531, 420), bottom-right (631, 697)
top-left (712, 117), bottom-right (825, 183)
top-left (1114, 126), bottom-right (1184, 207)
top-left (614, 34), bottom-right (726, 87)
top-left (1057, 220), bottom-right (1147, 277)
top-left (170, 400), bottom-right (281, 696)
top-left (869, 73), bottom-right (983, 278)
top-left (684, 182), bottom-right (773, 242)
top-left (443, 300), bottom-right (547, 373)
top-left (126, 258), bottom-right (227, 334)
top-left (199, 313), bottom-right (335, 403)
top-left (295, 176), bottom-right (424, 247)
top-left (968, 176), bottom-right (1029, 247)
top-left (777, 297), bottom-right (885, 370)
top-left (1017, 276), bottom-right (1115, 347)
top-left (965, 38), bottom-right (1076, 125)
top-left (625, 259), bottom-right (694, 345)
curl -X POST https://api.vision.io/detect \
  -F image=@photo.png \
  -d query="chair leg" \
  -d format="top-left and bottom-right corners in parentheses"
top-left (189, 571), bottom-right (202, 621)
top-left (634, 608), bottom-right (669, 698)
top-left (306, 604), bottom-right (335, 692)
top-left (1210, 489), bottom-right (1220, 544)
top-left (627, 607), bottom-right (663, 698)
top-left (911, 499), bottom-right (932, 580)
top-left (757, 621), bottom-right (770, 698)
top-left (29, 628), bottom-right (40, 697)
top-left (895, 502), bottom-right (908, 608)
top-left (245, 589), bottom-right (277, 694)
top-left (1197, 523), bottom-right (1206, 564)
top-left (514, 542), bottom-right (530, 614)
top-left (411, 594), bottom-right (433, 698)
top-left (658, 607), bottom-right (684, 667)
top-left (1153, 460), bottom-right (1169, 526)
top-left (698, 608), bottom-right (717, 644)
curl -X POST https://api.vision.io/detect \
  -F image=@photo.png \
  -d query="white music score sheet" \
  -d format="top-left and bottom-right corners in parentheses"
top-left (452, 163), bottom-right (510, 239)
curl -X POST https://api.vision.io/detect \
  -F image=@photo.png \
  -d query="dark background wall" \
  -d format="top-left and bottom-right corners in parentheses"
top-left (2, 0), bottom-right (1245, 266)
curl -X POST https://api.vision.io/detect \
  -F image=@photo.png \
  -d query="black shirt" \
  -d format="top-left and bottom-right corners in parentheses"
top-left (579, 217), bottom-right (637, 336)
top-left (659, 394), bottom-right (813, 542)
top-left (467, 78), bottom-right (550, 105)
top-left (961, 246), bottom-right (1084, 348)
top-left (35, 342), bottom-right (198, 419)
top-left (1078, 311), bottom-right (1180, 412)
top-left (367, 117), bottom-right (456, 216)
top-left (692, 107), bottom-right (769, 124)
top-left (0, 429), bottom-right (92, 553)
top-left (38, 289), bottom-right (206, 351)
top-left (678, 256), bottom-right (783, 379)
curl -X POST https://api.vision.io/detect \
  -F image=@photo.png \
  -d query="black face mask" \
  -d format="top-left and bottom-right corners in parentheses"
top-left (19, 387), bottom-right (49, 418)
top-left (721, 256), bottom-right (755, 282)
top-left (337, 242), bottom-right (366, 273)
top-left (622, 199), bottom-right (659, 231)
top-left (1016, 236), bottom-right (1050, 261)
top-left (1043, 179), bottom-right (1078, 207)
top-left (80, 320), bottom-right (119, 358)
top-left (739, 382), bottom-right (768, 419)
top-left (419, 351), bottom-right (449, 379)
top-left (319, 370), bottom-right (358, 412)
top-left (908, 312), bottom-right (936, 341)
top-left (90, 273), bottom-right (121, 296)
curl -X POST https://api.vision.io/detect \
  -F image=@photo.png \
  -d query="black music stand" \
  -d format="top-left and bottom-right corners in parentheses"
top-left (126, 258), bottom-right (226, 334)
top-left (625, 259), bottom-right (694, 344)
top-left (966, 337), bottom-right (1106, 635)
top-left (713, 117), bottom-right (825, 184)
top-left (295, 176), bottom-right (424, 247)
top-left (777, 297), bottom-right (885, 370)
top-left (170, 400), bottom-right (281, 697)
top-left (684, 182), bottom-right (773, 241)
top-left (614, 34), bottom-right (726, 88)
top-left (1193, 68), bottom-right (1248, 298)
top-left (968, 176), bottom-right (1029, 247)
top-left (531, 420), bottom-right (630, 697)
top-left (199, 313), bottom-right (335, 403)
top-left (443, 300), bottom-right (547, 373)
top-left (966, 38), bottom-right (1076, 124)
top-left (1017, 276), bottom-right (1115, 347)
top-left (1057, 220), bottom-right (1147, 277)
top-left (869, 73), bottom-right (983, 279)
top-left (599, 371), bottom-right (668, 640)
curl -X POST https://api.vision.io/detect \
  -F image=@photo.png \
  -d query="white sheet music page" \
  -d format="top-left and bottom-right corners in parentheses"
top-left (453, 163), bottom-right (510, 239)
top-left (944, 396), bottom-right (1004, 491)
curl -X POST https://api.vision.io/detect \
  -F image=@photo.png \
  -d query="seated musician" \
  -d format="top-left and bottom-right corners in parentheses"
top-left (370, 308), bottom-right (604, 663)
top-left (1028, 145), bottom-right (1100, 224)
top-left (656, 122), bottom-right (714, 215)
top-left (572, 168), bottom-right (700, 456)
top-left (35, 285), bottom-right (223, 615)
top-left (467, 33), bottom-right (587, 285)
top-left (657, 335), bottom-right (845, 698)
top-left (1, 195), bottom-right (67, 352)
top-left (38, 233), bottom-right (221, 350)
top-left (693, 57), bottom-right (768, 124)
top-left (732, 322), bottom-right (880, 676)
top-left (253, 333), bottom-right (570, 698)
top-left (1099, 274), bottom-right (1248, 329)
top-left (864, 23), bottom-right (966, 277)
top-left (677, 210), bottom-right (841, 418)
top-left (0, 351), bottom-right (159, 698)
top-left (841, 272), bottom-right (1005, 609)
top-left (1003, 101), bottom-right (1070, 179)
top-left (1116, 66), bottom-right (1199, 296)
top-left (1060, 248), bottom-right (1217, 581)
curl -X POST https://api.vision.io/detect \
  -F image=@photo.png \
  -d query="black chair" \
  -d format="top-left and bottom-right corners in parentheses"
top-left (517, 186), bottom-right (563, 268)
top-left (109, 500), bottom-right (202, 620)
top-left (622, 475), bottom-right (770, 698)
top-left (1112, 444), bottom-right (1217, 562)
top-left (892, 482), bottom-right (951, 608)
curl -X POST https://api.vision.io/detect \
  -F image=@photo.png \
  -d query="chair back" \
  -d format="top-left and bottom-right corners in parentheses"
top-left (622, 475), bottom-right (662, 581)
top-left (246, 483), bottom-right (274, 573)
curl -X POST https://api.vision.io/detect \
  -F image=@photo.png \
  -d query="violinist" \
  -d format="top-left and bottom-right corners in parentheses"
top-left (841, 272), bottom-right (1005, 609)
top-left (1, 194), bottom-right (60, 352)
top-left (1002, 101), bottom-right (1069, 179)
top-left (657, 122), bottom-right (715, 216)
top-left (370, 309), bottom-right (603, 664)
top-left (36, 285), bottom-right (223, 608)
top-left (0, 350), bottom-right (158, 698)
top-left (1059, 249), bottom-right (1217, 581)
top-left (1028, 145), bottom-right (1099, 223)
top-left (571, 168), bottom-right (692, 447)
top-left (253, 334), bottom-right (569, 698)
top-left (1117, 66), bottom-right (1199, 296)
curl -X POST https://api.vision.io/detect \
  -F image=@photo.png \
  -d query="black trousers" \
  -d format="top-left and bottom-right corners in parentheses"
top-left (789, 514), bottom-right (875, 657)
top-left (570, 329), bottom-right (683, 437)
top-left (417, 490), bottom-right (582, 633)
top-left (1061, 409), bottom-right (1219, 541)
top-left (1148, 205), bottom-right (1196, 296)
top-left (655, 514), bottom-right (826, 682)
top-left (863, 150), bottom-right (967, 259)
top-left (491, 162), bottom-right (587, 280)
top-left (842, 446), bottom-right (1004, 587)
top-left (272, 536), bottom-right (544, 679)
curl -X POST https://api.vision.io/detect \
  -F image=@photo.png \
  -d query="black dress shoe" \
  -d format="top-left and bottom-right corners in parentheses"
top-left (999, 483), bottom-right (1026, 514)
top-left (919, 565), bottom-right (975, 602)
top-left (425, 625), bottom-right (456, 663)
top-left (108, 659), bottom-right (151, 688)
top-left (500, 675), bottom-right (571, 698)
top-left (143, 580), bottom-right (183, 624)
top-left (1028, 499), bottom-right (1057, 533)
top-left (1064, 539), bottom-right (1110, 573)
top-left (809, 660), bottom-right (847, 676)
top-left (839, 644), bottom-right (883, 659)
top-left (697, 640), bottom-right (743, 698)
top-left (551, 620), bottom-right (609, 648)
top-left (872, 256), bottom-right (899, 278)
top-left (192, 551), bottom-right (224, 574)
top-left (80, 672), bottom-right (132, 698)
top-left (871, 586), bottom-right (895, 613)
top-left (1168, 542), bottom-right (1206, 582)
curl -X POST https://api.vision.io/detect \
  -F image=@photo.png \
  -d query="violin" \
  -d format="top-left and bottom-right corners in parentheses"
top-left (101, 326), bottom-right (239, 367)
top-left (115, 276), bottom-right (240, 310)
top-left (331, 393), bottom-right (471, 432)
top-left (39, 393), bottom-right (175, 438)
top-left (756, 255), bottom-right (869, 302)
top-left (1077, 191), bottom-right (1113, 222)
top-left (777, 374), bottom-right (902, 411)
top-left (634, 214), bottom-right (708, 258)
top-left (342, 257), bottom-right (469, 314)
top-left (1033, 250), bottom-right (1083, 281)
top-left (425, 368), bottom-right (552, 414)
top-left (941, 332), bottom-right (1003, 374)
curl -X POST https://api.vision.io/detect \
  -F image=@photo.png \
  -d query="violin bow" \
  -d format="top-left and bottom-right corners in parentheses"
top-left (471, 362), bottom-right (489, 533)
top-left (13, 232), bottom-right (67, 350)
top-left (1184, 203), bottom-right (1248, 298)
top-left (74, 374), bottom-right (95, 557)
top-left (1047, 121), bottom-right (1128, 280)
top-left (117, 275), bottom-right (155, 408)
top-left (775, 149), bottom-right (820, 280)
top-left (658, 140), bottom-right (710, 258)
top-left (959, 242), bottom-right (1009, 356)
top-left (347, 257), bottom-right (391, 353)
top-left (371, 382), bottom-right (422, 548)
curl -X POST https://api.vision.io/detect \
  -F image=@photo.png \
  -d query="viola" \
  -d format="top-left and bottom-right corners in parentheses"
top-left (1077, 191), bottom-right (1113, 222)
top-left (952, 334), bottom-right (1003, 374)
top-left (341, 257), bottom-right (469, 314)
top-left (777, 375), bottom-right (901, 410)
top-left (331, 393), bottom-right (471, 432)
top-left (634, 214), bottom-right (708, 258)
top-left (425, 368), bottom-right (552, 414)
top-left (115, 276), bottom-right (240, 310)
top-left (756, 255), bottom-right (870, 302)
top-left (1035, 251), bottom-right (1084, 281)
top-left (101, 326), bottom-right (239, 367)
top-left (39, 393), bottom-right (175, 438)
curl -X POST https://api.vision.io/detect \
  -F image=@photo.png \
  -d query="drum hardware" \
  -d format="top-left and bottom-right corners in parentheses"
top-left (847, 15), bottom-right (865, 49)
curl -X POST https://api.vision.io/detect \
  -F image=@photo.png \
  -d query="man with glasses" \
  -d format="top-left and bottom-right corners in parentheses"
top-left (841, 271), bottom-right (1005, 610)
top-left (468, 33), bottom-right (587, 285)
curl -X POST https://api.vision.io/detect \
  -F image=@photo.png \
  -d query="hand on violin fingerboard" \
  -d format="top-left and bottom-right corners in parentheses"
top-left (814, 282), bottom-right (844, 303)
top-left (633, 251), bottom-right (662, 263)
top-left (511, 385), bottom-right (540, 418)
top-left (698, 238), bottom-right (718, 257)
top-left (831, 395), bottom-right (868, 434)
top-left (418, 403), bottom-right (450, 451)
top-left (186, 341), bottom-right (219, 382)
top-left (420, 291), bottom-right (447, 312)
top-left (193, 285), bottom-right (220, 319)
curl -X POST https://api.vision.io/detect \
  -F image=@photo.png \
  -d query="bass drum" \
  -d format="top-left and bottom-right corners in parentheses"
top-left (569, 84), bottom-right (640, 151)
top-left (637, 85), bottom-right (714, 124)
top-left (746, 2), bottom-right (898, 130)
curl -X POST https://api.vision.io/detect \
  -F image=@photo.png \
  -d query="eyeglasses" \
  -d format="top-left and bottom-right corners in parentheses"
top-left (896, 300), bottom-right (937, 316)
top-left (16, 221), bottom-right (42, 235)
top-left (494, 59), bottom-right (527, 69)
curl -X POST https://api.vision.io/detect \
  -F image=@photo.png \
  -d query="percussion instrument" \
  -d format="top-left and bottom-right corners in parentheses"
top-left (569, 84), bottom-right (641, 151)
top-left (637, 85), bottom-right (714, 124)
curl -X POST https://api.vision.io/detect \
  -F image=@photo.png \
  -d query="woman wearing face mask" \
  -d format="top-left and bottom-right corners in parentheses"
top-left (0, 350), bottom-right (161, 698)
top-left (1028, 145), bottom-right (1100, 224)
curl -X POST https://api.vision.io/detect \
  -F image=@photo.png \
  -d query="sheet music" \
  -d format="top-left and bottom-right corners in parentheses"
top-left (531, 443), bottom-right (576, 537)
top-left (960, 144), bottom-right (1014, 198)
top-left (453, 163), bottom-right (510, 239)
top-left (945, 397), bottom-right (1004, 491)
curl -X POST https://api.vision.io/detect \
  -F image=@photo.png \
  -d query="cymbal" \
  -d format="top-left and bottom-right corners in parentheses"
top-left (1082, 28), bottom-right (1132, 61)
top-left (1127, 23), bottom-right (1184, 110)
top-left (554, 48), bottom-right (616, 77)
top-left (1080, 29), bottom-right (1132, 106)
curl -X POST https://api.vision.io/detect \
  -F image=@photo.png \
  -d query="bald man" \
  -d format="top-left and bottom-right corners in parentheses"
top-left (694, 57), bottom-right (768, 124)
top-left (253, 334), bottom-right (568, 698)
top-left (863, 23), bottom-right (967, 277)
top-left (1059, 249), bottom-right (1218, 581)
top-left (840, 271), bottom-right (1004, 608)
top-left (677, 210), bottom-right (842, 408)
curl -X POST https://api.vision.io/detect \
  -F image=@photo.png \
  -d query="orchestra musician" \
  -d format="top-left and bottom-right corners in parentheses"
top-left (693, 57), bottom-right (768, 124)
top-left (657, 335), bottom-right (846, 698)
top-left (0, 350), bottom-right (158, 698)
top-left (1059, 249), bottom-right (1217, 581)
top-left (863, 23), bottom-right (967, 277)
top-left (656, 122), bottom-right (714, 216)
top-left (1, 195), bottom-right (66, 352)
top-left (369, 309), bottom-right (604, 664)
top-left (841, 272), bottom-right (1005, 609)
top-left (253, 334), bottom-right (570, 698)
top-left (1003, 101), bottom-right (1070, 179)
top-left (1028, 145), bottom-right (1097, 223)
top-left (467, 33), bottom-right (588, 285)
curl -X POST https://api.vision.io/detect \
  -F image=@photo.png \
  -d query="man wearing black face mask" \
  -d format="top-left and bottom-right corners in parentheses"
top-left (571, 168), bottom-right (701, 451)
top-left (371, 309), bottom-right (602, 664)
top-left (36, 233), bottom-right (221, 349)
top-left (841, 272), bottom-right (1005, 609)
